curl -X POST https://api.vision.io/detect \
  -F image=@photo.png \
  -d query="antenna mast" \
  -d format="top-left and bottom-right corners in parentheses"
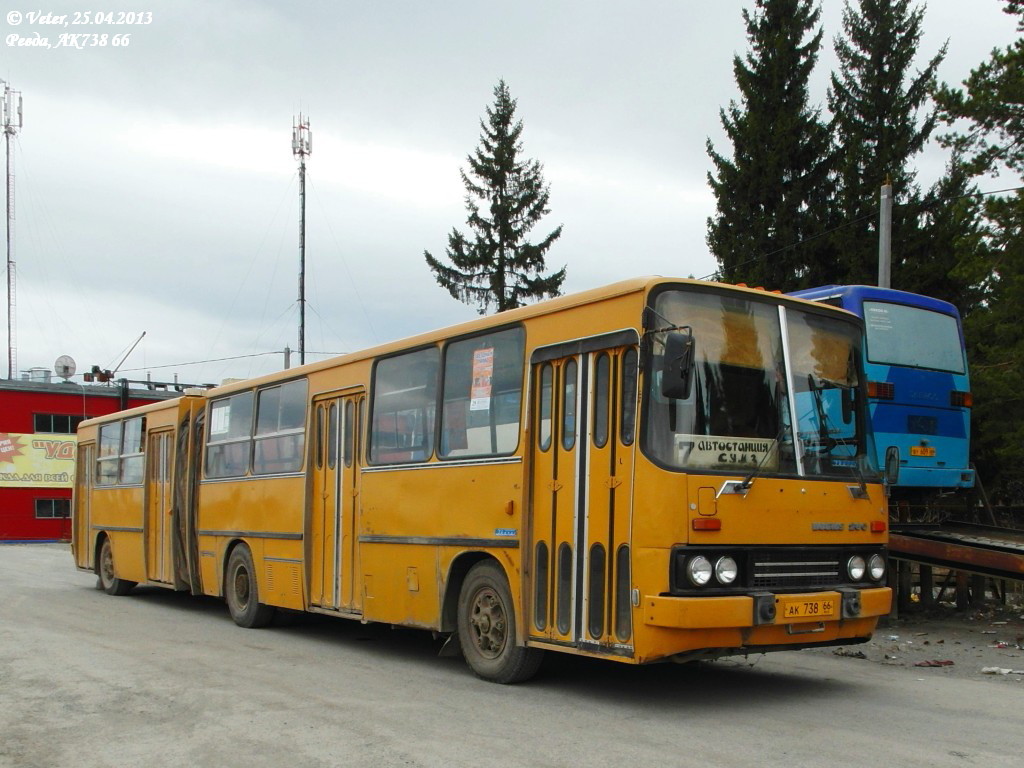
top-left (292, 113), bottom-right (312, 366)
top-left (2, 80), bottom-right (22, 380)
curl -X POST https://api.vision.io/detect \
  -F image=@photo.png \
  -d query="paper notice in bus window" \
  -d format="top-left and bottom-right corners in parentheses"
top-left (674, 435), bottom-right (779, 471)
top-left (470, 348), bottom-right (494, 411)
top-left (210, 404), bottom-right (230, 436)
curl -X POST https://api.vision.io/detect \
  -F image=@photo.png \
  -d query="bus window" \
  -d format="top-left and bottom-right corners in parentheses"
top-left (863, 302), bottom-right (965, 373)
top-left (644, 292), bottom-right (786, 473)
top-left (119, 416), bottom-right (145, 484)
top-left (327, 402), bottom-right (339, 470)
top-left (96, 417), bottom-right (145, 485)
top-left (315, 405), bottom-right (325, 470)
top-left (786, 312), bottom-right (865, 475)
top-left (343, 400), bottom-right (354, 468)
top-left (206, 391), bottom-right (254, 478)
top-left (97, 421), bottom-right (121, 486)
top-left (440, 327), bottom-right (525, 458)
top-left (593, 353), bottom-right (610, 449)
top-left (538, 363), bottom-right (553, 451)
top-left (562, 359), bottom-right (577, 451)
top-left (621, 347), bottom-right (638, 446)
top-left (254, 380), bottom-right (308, 475)
top-left (369, 347), bottom-right (439, 464)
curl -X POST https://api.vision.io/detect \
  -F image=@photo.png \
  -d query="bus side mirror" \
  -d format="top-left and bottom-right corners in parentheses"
top-left (884, 446), bottom-right (900, 486)
top-left (661, 331), bottom-right (695, 400)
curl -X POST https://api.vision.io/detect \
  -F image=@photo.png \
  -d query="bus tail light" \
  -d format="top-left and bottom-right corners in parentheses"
top-left (871, 520), bottom-right (886, 533)
top-left (950, 390), bottom-right (972, 407)
top-left (867, 381), bottom-right (894, 399)
top-left (693, 518), bottom-right (721, 531)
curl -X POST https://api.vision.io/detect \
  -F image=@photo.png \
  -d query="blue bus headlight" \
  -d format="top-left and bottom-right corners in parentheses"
top-left (715, 556), bottom-right (738, 584)
top-left (687, 556), bottom-right (713, 586)
top-left (847, 555), bottom-right (866, 581)
top-left (868, 554), bottom-right (886, 581)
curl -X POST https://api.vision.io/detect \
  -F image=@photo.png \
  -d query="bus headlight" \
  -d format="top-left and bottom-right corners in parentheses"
top-left (847, 555), bottom-right (866, 581)
top-left (868, 554), bottom-right (886, 581)
top-left (715, 556), bottom-right (738, 585)
top-left (687, 556), bottom-right (713, 586)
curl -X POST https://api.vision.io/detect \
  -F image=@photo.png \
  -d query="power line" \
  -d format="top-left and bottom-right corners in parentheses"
top-left (115, 348), bottom-right (348, 376)
top-left (116, 351), bottom-right (281, 374)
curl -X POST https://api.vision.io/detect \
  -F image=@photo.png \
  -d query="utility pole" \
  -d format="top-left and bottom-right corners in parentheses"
top-left (292, 114), bottom-right (312, 365)
top-left (2, 80), bottom-right (22, 380)
top-left (878, 178), bottom-right (893, 289)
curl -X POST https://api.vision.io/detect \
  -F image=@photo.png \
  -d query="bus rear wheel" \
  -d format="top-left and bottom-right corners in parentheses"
top-left (97, 536), bottom-right (136, 596)
top-left (457, 561), bottom-right (543, 684)
top-left (225, 545), bottom-right (275, 628)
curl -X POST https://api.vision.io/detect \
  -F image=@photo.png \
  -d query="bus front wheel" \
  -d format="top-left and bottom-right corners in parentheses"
top-left (457, 561), bottom-right (543, 684)
top-left (225, 545), bottom-right (275, 628)
top-left (97, 537), bottom-right (136, 596)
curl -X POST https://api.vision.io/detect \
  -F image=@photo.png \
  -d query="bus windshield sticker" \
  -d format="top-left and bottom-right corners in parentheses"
top-left (470, 347), bottom-right (495, 411)
top-left (674, 435), bottom-right (779, 471)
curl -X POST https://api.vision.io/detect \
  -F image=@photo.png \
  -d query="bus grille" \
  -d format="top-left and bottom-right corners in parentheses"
top-left (751, 552), bottom-right (841, 590)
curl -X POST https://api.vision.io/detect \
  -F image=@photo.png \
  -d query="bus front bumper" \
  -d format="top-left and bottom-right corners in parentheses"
top-left (643, 587), bottom-right (892, 630)
top-left (893, 465), bottom-right (975, 490)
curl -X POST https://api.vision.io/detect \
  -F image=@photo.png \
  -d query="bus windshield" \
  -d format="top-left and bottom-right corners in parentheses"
top-left (643, 289), bottom-right (875, 480)
top-left (862, 301), bottom-right (965, 373)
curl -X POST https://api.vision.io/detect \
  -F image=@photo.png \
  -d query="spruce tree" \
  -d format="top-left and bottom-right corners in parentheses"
top-left (899, 154), bottom-right (988, 312)
top-left (935, 1), bottom-right (1024, 497)
top-left (425, 80), bottom-right (565, 315)
top-left (828, 0), bottom-right (946, 286)
top-left (706, 0), bottom-right (835, 290)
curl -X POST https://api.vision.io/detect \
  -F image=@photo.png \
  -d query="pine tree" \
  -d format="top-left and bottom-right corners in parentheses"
top-left (425, 80), bottom-right (565, 315)
top-left (898, 154), bottom-right (988, 313)
top-left (706, 0), bottom-right (835, 290)
top-left (935, 1), bottom-right (1024, 178)
top-left (958, 196), bottom-right (1024, 499)
top-left (828, 0), bottom-right (946, 286)
top-left (935, 1), bottom-right (1024, 497)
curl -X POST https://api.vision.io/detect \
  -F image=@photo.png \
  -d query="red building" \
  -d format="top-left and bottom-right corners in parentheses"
top-left (1, 376), bottom-right (181, 541)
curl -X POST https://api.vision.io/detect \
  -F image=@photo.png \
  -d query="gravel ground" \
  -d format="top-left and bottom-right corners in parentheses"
top-left (810, 601), bottom-right (1024, 684)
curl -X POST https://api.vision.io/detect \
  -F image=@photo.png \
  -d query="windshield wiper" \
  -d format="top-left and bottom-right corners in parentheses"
top-left (805, 374), bottom-right (869, 497)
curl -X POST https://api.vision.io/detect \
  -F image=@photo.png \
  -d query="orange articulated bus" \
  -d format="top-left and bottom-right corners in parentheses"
top-left (73, 277), bottom-right (891, 683)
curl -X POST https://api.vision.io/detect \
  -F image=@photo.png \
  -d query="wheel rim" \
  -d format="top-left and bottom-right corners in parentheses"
top-left (100, 542), bottom-right (114, 587)
top-left (468, 586), bottom-right (507, 659)
top-left (233, 564), bottom-right (251, 611)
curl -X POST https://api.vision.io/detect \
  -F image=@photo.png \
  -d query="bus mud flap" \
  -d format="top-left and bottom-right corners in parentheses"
top-left (438, 632), bottom-right (462, 658)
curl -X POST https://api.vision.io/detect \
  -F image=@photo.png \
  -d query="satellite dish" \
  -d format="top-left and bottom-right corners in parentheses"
top-left (54, 355), bottom-right (77, 380)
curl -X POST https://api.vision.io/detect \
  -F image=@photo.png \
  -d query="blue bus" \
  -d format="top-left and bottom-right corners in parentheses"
top-left (789, 285), bottom-right (973, 495)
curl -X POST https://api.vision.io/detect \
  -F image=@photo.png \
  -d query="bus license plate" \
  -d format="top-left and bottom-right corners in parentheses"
top-left (779, 597), bottom-right (836, 621)
top-left (910, 446), bottom-right (936, 457)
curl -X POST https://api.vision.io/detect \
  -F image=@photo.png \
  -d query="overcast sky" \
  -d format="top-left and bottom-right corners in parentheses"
top-left (2, 0), bottom-right (1019, 387)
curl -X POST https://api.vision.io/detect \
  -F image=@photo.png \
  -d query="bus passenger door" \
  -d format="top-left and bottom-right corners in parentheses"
top-left (528, 341), bottom-right (638, 652)
top-left (145, 430), bottom-right (173, 583)
top-left (310, 391), bottom-right (363, 612)
top-left (74, 443), bottom-right (94, 568)
top-left (581, 347), bottom-right (637, 651)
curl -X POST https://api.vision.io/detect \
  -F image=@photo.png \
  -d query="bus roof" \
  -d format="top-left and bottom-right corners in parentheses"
top-left (790, 284), bottom-right (961, 317)
top-left (196, 276), bottom-right (859, 399)
top-left (78, 394), bottom-right (202, 429)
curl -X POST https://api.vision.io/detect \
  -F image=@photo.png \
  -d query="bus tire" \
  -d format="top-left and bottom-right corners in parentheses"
top-left (225, 545), bottom-right (275, 629)
top-left (97, 536), bottom-right (136, 596)
top-left (457, 561), bottom-right (543, 684)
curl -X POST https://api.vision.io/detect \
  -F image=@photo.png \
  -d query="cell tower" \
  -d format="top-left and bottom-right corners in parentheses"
top-left (292, 113), bottom-right (312, 366)
top-left (2, 80), bottom-right (22, 380)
